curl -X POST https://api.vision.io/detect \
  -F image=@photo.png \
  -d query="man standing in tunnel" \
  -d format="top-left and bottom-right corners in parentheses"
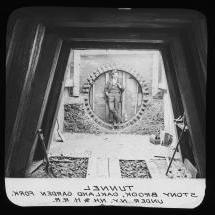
top-left (104, 70), bottom-right (125, 125)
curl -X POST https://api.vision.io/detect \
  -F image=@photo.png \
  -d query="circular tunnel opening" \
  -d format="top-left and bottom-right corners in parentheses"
top-left (89, 69), bottom-right (144, 125)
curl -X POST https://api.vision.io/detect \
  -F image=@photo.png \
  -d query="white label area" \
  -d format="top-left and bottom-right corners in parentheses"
top-left (5, 178), bottom-right (205, 208)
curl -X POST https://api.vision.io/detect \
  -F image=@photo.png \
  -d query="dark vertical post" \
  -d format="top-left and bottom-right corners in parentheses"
top-left (25, 35), bottom-right (63, 172)
top-left (5, 21), bottom-right (45, 177)
top-left (39, 42), bottom-right (71, 154)
top-left (170, 39), bottom-right (206, 177)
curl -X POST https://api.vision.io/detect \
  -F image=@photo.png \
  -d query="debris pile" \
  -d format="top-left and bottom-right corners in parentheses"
top-left (64, 103), bottom-right (102, 134)
top-left (30, 156), bottom-right (89, 178)
top-left (64, 98), bottom-right (164, 135)
top-left (119, 160), bottom-right (152, 178)
top-left (122, 99), bottom-right (164, 135)
top-left (64, 104), bottom-right (85, 131)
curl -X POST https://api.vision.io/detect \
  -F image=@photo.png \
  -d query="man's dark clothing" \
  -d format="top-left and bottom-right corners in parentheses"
top-left (104, 80), bottom-right (124, 124)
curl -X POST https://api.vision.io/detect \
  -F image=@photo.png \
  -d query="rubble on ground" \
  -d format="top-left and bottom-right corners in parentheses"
top-left (119, 160), bottom-right (152, 178)
top-left (29, 156), bottom-right (89, 178)
top-left (64, 98), bottom-right (164, 135)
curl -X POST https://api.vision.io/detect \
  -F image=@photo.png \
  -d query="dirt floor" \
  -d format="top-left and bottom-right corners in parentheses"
top-left (28, 133), bottom-right (191, 179)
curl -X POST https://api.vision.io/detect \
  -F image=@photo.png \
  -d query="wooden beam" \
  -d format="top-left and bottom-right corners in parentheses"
top-left (5, 23), bottom-right (45, 177)
top-left (14, 8), bottom-right (201, 29)
top-left (26, 35), bottom-right (62, 168)
top-left (152, 52), bottom-right (159, 96)
top-left (41, 42), bottom-right (71, 153)
top-left (73, 50), bottom-right (80, 96)
top-left (52, 27), bottom-right (178, 43)
top-left (6, 19), bottom-right (41, 160)
top-left (169, 38), bottom-right (206, 177)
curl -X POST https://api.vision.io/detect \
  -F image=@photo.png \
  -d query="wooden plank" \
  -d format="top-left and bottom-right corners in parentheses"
top-left (64, 49), bottom-right (74, 87)
top-left (87, 157), bottom-right (109, 178)
top-left (146, 159), bottom-right (165, 179)
top-left (152, 52), bottom-right (159, 96)
top-left (57, 51), bottom-right (73, 133)
top-left (73, 50), bottom-right (80, 96)
top-left (109, 157), bottom-right (121, 178)
top-left (96, 157), bottom-right (109, 178)
top-left (86, 156), bottom-right (97, 178)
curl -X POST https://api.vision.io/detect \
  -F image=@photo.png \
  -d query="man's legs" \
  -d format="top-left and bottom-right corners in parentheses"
top-left (108, 96), bottom-right (115, 124)
top-left (114, 94), bottom-right (122, 123)
top-left (108, 94), bottom-right (122, 124)
top-left (108, 95), bottom-right (121, 123)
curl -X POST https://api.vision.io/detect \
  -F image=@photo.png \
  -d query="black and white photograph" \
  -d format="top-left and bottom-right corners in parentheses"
top-left (5, 7), bottom-right (206, 207)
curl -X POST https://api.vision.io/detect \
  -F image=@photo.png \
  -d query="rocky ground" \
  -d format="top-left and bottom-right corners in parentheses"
top-left (122, 98), bottom-right (164, 135)
top-left (29, 156), bottom-right (88, 178)
top-left (64, 103), bottom-right (103, 134)
top-left (64, 98), bottom-right (164, 135)
top-left (119, 160), bottom-right (152, 178)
